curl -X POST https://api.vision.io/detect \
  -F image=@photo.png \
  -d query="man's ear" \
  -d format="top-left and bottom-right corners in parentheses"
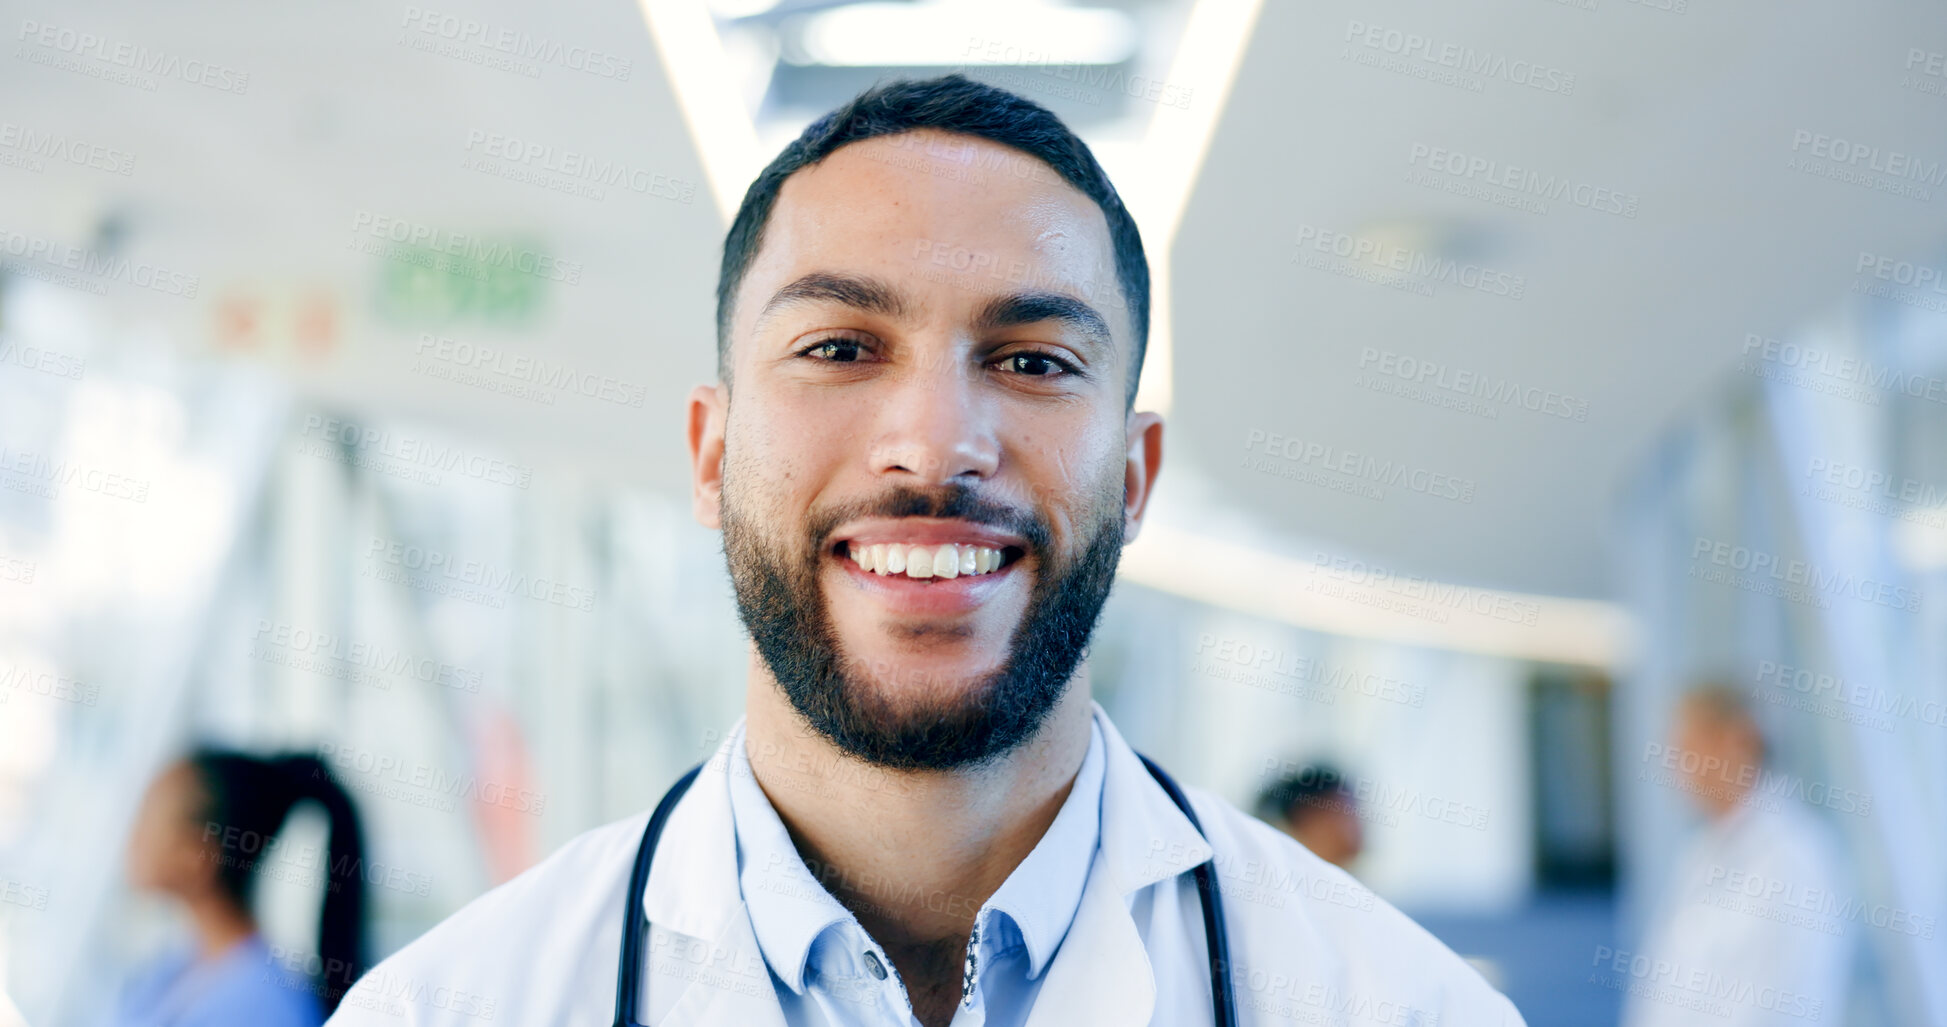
top-left (1122, 410), bottom-right (1164, 543)
top-left (688, 383), bottom-right (728, 529)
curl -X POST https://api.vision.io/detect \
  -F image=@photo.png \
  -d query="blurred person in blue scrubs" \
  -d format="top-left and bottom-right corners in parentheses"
top-left (114, 750), bottom-right (368, 1027)
top-left (1254, 762), bottom-right (1365, 870)
top-left (1622, 685), bottom-right (1852, 1027)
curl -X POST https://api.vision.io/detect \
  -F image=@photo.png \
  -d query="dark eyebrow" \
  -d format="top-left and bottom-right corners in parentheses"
top-left (973, 292), bottom-right (1113, 352)
top-left (754, 272), bottom-right (913, 332)
top-left (755, 273), bottom-right (1114, 355)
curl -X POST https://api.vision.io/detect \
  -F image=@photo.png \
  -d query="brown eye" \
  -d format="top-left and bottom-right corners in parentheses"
top-left (1004, 353), bottom-right (1070, 376)
top-left (803, 339), bottom-right (863, 362)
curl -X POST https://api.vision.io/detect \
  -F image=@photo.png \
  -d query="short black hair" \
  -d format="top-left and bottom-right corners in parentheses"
top-left (1254, 763), bottom-right (1357, 825)
top-left (714, 73), bottom-right (1150, 405)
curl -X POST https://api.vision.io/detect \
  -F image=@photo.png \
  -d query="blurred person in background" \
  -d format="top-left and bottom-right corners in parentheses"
top-left (1621, 685), bottom-right (1851, 1027)
top-left (115, 749), bottom-right (367, 1027)
top-left (1253, 763), bottom-right (1364, 870)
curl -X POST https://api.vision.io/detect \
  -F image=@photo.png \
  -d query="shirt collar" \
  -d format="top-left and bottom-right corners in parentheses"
top-left (642, 704), bottom-right (1211, 1027)
top-left (726, 715), bottom-right (1108, 992)
top-left (726, 721), bottom-right (853, 993)
top-left (978, 716), bottom-right (1104, 978)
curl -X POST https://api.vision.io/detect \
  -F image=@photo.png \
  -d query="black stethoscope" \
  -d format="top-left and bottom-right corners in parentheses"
top-left (612, 753), bottom-right (1239, 1027)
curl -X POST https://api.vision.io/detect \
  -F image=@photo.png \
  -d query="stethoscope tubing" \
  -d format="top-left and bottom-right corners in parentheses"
top-left (612, 754), bottom-right (1238, 1027)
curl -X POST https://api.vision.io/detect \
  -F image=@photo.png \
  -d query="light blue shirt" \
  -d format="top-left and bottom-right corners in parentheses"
top-left (112, 933), bottom-right (322, 1027)
top-left (726, 718), bottom-right (1106, 1027)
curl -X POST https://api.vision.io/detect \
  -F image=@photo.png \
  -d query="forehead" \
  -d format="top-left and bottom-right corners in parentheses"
top-left (733, 129), bottom-right (1127, 343)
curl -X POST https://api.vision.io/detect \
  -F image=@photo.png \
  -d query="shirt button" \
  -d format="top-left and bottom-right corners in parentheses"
top-left (863, 950), bottom-right (888, 980)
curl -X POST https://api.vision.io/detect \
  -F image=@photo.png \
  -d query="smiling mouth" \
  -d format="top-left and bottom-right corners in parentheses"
top-left (835, 541), bottom-right (1025, 581)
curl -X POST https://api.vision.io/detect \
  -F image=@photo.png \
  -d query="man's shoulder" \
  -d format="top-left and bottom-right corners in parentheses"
top-left (327, 810), bottom-right (652, 1026)
top-left (1743, 801), bottom-right (1846, 880)
top-left (1178, 785), bottom-right (1527, 1026)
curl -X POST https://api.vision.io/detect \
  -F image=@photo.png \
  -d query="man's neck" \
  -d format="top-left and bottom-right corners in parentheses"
top-left (741, 656), bottom-right (1093, 1018)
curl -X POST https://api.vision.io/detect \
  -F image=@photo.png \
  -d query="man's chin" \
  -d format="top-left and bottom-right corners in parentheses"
top-left (822, 594), bottom-right (1019, 673)
top-left (828, 654), bottom-right (1008, 722)
top-left (784, 655), bottom-right (1038, 771)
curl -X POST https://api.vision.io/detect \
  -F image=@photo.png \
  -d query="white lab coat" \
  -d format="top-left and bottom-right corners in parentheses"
top-left (327, 704), bottom-right (1523, 1026)
top-left (1619, 801), bottom-right (1852, 1027)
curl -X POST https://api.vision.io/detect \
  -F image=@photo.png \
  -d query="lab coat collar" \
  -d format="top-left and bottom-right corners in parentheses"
top-left (1087, 701), bottom-right (1214, 896)
top-left (638, 730), bottom-right (789, 1026)
top-left (641, 729), bottom-right (746, 944)
top-left (1023, 702), bottom-right (1213, 1027)
top-left (640, 702), bottom-right (1214, 1025)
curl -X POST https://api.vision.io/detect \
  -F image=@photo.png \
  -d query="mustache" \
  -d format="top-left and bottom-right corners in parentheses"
top-left (804, 482), bottom-right (1053, 558)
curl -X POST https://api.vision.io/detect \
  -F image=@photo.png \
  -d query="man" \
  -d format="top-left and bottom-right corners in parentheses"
top-left (1620, 685), bottom-right (1851, 1027)
top-left (329, 74), bottom-right (1522, 1026)
top-left (1254, 763), bottom-right (1364, 870)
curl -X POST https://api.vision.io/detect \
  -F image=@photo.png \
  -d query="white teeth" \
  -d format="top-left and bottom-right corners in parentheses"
top-left (849, 543), bottom-right (1008, 579)
top-left (906, 550), bottom-right (934, 578)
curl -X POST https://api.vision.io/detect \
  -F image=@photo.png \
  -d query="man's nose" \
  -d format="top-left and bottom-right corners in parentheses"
top-left (867, 355), bottom-right (1001, 484)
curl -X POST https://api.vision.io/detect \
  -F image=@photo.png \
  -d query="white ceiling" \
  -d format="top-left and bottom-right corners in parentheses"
top-left (6, 0), bottom-right (724, 490)
top-left (5, 0), bottom-right (1945, 608)
top-left (1171, 0), bottom-right (1947, 598)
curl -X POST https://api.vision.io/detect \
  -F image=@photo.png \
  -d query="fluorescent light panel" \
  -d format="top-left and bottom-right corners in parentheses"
top-left (790, 2), bottom-right (1136, 67)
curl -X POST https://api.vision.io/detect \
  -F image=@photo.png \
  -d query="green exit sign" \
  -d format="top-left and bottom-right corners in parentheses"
top-left (371, 237), bottom-right (577, 326)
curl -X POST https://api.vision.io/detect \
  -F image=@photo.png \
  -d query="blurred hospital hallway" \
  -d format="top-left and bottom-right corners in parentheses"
top-left (3, 0), bottom-right (1946, 1024)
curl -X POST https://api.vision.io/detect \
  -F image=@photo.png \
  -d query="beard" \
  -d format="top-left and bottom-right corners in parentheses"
top-left (721, 466), bottom-right (1126, 772)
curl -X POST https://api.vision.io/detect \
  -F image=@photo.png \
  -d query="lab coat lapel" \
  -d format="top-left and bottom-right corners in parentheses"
top-left (1024, 706), bottom-right (1215, 1027)
top-left (1024, 847), bottom-right (1158, 1027)
top-left (654, 911), bottom-right (788, 1027)
top-left (639, 724), bottom-right (788, 1027)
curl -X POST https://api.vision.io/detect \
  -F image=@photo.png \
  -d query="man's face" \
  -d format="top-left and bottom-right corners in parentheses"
top-left (1671, 703), bottom-right (1759, 815)
top-left (1285, 805), bottom-right (1364, 870)
top-left (689, 128), bottom-right (1162, 770)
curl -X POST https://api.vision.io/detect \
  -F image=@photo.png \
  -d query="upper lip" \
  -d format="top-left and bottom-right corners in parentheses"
top-left (830, 517), bottom-right (1028, 551)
